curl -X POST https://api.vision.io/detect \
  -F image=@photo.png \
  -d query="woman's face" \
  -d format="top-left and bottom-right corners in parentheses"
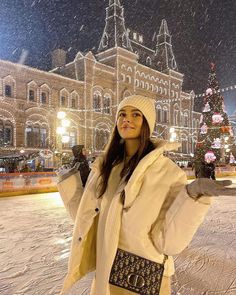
top-left (117, 106), bottom-right (143, 140)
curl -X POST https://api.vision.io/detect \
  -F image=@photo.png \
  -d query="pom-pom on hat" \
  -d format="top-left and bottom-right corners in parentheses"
top-left (116, 95), bottom-right (156, 135)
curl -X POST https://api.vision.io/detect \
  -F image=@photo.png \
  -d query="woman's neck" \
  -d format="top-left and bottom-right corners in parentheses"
top-left (124, 139), bottom-right (140, 157)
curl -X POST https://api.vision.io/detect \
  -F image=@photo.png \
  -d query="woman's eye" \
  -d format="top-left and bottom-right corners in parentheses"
top-left (133, 113), bottom-right (141, 117)
top-left (119, 113), bottom-right (125, 117)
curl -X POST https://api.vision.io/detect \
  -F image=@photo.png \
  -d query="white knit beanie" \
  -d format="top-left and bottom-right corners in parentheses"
top-left (116, 95), bottom-right (156, 135)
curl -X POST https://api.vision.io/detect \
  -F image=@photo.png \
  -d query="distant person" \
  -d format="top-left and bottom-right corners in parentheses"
top-left (21, 164), bottom-right (31, 172)
top-left (198, 162), bottom-right (216, 180)
top-left (71, 145), bottom-right (90, 187)
top-left (35, 162), bottom-right (43, 172)
top-left (56, 95), bottom-right (236, 295)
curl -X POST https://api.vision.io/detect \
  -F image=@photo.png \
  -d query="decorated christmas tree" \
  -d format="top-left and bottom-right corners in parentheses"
top-left (194, 63), bottom-right (234, 176)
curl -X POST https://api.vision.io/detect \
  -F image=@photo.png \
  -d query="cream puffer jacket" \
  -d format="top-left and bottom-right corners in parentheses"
top-left (57, 140), bottom-right (212, 295)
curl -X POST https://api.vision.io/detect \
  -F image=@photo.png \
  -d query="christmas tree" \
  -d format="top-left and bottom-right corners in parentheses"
top-left (194, 63), bottom-right (234, 177)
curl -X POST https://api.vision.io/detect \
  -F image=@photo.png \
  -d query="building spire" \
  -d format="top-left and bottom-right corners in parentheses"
top-left (98, 0), bottom-right (132, 52)
top-left (155, 19), bottom-right (177, 71)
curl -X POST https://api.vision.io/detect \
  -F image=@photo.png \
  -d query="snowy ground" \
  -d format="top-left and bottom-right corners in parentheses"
top-left (0, 178), bottom-right (236, 295)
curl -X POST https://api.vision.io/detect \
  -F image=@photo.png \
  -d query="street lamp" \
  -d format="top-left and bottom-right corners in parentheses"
top-left (56, 111), bottom-right (71, 166)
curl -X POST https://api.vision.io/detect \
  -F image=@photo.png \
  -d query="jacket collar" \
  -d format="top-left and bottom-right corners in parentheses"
top-left (123, 139), bottom-right (180, 208)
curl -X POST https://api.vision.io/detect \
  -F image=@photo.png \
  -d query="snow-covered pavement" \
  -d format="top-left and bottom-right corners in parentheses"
top-left (0, 178), bottom-right (236, 295)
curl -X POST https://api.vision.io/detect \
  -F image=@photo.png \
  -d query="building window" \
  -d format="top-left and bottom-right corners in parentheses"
top-left (163, 107), bottom-right (168, 123)
top-left (71, 98), bottom-right (76, 109)
top-left (61, 96), bottom-right (66, 107)
top-left (41, 128), bottom-right (47, 147)
top-left (41, 92), bottom-right (47, 104)
top-left (0, 120), bottom-right (13, 146)
top-left (93, 92), bottom-right (101, 112)
top-left (5, 85), bottom-right (12, 97)
top-left (29, 90), bottom-right (35, 102)
top-left (184, 113), bottom-right (188, 127)
top-left (156, 106), bottom-right (161, 123)
top-left (103, 95), bottom-right (111, 114)
top-left (26, 126), bottom-right (48, 148)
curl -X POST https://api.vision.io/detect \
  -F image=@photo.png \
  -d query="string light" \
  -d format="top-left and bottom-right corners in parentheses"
top-left (194, 84), bottom-right (236, 98)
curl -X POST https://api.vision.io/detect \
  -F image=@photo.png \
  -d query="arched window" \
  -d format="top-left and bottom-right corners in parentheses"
top-left (71, 98), bottom-right (76, 109)
top-left (103, 94), bottom-right (111, 114)
top-left (59, 89), bottom-right (69, 107)
top-left (156, 105), bottom-right (162, 123)
top-left (3, 76), bottom-right (15, 98)
top-left (93, 92), bottom-right (102, 112)
top-left (60, 96), bottom-right (66, 107)
top-left (163, 106), bottom-right (168, 123)
top-left (25, 125), bottom-right (48, 148)
top-left (0, 120), bottom-right (13, 146)
top-left (27, 81), bottom-right (38, 102)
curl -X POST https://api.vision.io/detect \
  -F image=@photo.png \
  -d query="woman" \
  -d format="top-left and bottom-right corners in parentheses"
top-left (57, 95), bottom-right (235, 295)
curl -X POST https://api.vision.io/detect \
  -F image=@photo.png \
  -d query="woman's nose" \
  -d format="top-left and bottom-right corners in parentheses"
top-left (123, 117), bottom-right (130, 122)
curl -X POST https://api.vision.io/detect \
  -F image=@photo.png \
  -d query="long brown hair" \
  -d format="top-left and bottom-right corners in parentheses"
top-left (98, 117), bottom-right (155, 198)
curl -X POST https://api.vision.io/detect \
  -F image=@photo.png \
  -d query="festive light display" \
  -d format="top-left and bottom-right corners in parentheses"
top-left (194, 63), bottom-right (234, 168)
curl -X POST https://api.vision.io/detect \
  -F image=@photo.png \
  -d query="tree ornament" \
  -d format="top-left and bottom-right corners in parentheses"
top-left (212, 113), bottom-right (223, 124)
top-left (206, 88), bottom-right (213, 96)
top-left (203, 102), bottom-right (210, 112)
top-left (204, 151), bottom-right (216, 163)
top-left (196, 142), bottom-right (203, 148)
top-left (230, 153), bottom-right (235, 164)
top-left (200, 123), bottom-right (208, 134)
top-left (211, 138), bottom-right (221, 149)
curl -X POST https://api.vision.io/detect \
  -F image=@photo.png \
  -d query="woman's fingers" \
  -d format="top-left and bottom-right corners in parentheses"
top-left (214, 180), bottom-right (232, 187)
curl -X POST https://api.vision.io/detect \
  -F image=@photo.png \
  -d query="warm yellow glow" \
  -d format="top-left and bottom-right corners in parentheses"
top-left (20, 149), bottom-right (25, 153)
top-left (56, 126), bottom-right (66, 134)
top-left (57, 111), bottom-right (66, 119)
top-left (61, 135), bottom-right (70, 143)
top-left (171, 132), bottom-right (177, 139)
top-left (61, 118), bottom-right (70, 128)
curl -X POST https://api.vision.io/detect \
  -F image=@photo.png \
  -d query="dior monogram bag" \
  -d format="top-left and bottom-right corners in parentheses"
top-left (109, 248), bottom-right (167, 295)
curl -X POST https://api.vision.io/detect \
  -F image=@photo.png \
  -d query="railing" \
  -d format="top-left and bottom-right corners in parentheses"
top-left (0, 172), bottom-right (57, 197)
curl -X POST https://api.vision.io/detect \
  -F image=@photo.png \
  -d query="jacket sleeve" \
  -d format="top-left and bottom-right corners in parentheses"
top-left (150, 169), bottom-right (213, 256)
top-left (57, 170), bottom-right (84, 223)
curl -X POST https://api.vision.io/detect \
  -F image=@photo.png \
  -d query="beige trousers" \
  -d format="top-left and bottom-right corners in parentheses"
top-left (109, 276), bottom-right (171, 295)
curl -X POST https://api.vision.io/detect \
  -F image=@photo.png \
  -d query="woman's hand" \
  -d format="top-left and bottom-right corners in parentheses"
top-left (186, 178), bottom-right (236, 200)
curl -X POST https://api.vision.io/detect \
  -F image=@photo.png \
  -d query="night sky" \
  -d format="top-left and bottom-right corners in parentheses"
top-left (0, 0), bottom-right (235, 113)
